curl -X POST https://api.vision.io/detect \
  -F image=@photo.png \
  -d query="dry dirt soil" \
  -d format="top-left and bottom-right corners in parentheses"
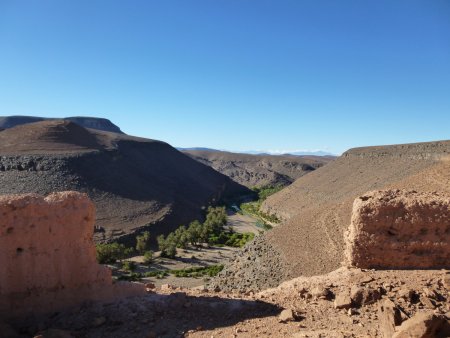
top-left (124, 246), bottom-right (240, 289)
top-left (6, 268), bottom-right (449, 338)
top-left (183, 150), bottom-right (334, 188)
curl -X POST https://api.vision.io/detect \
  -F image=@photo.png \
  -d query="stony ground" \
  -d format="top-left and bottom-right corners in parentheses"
top-left (6, 267), bottom-right (449, 338)
top-left (208, 235), bottom-right (292, 292)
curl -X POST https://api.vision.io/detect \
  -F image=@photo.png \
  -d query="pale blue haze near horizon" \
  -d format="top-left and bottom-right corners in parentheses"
top-left (0, 0), bottom-right (449, 155)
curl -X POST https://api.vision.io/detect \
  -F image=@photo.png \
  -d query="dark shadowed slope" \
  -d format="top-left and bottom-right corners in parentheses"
top-left (0, 120), bottom-right (249, 242)
top-left (183, 149), bottom-right (334, 188)
top-left (0, 115), bottom-right (123, 133)
top-left (211, 140), bottom-right (450, 291)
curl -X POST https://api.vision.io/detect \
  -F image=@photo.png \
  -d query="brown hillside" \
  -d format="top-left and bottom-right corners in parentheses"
top-left (0, 120), bottom-right (249, 243)
top-left (211, 140), bottom-right (450, 291)
top-left (183, 149), bottom-right (333, 188)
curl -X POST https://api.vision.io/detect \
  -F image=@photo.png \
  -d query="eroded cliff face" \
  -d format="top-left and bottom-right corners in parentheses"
top-left (0, 191), bottom-right (144, 319)
top-left (345, 189), bottom-right (450, 269)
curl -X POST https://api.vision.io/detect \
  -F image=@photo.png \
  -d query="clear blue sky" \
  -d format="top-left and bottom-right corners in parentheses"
top-left (1, 1), bottom-right (449, 154)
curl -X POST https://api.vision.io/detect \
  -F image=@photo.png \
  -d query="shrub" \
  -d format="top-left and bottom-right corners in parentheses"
top-left (254, 185), bottom-right (284, 201)
top-left (122, 260), bottom-right (136, 271)
top-left (143, 250), bottom-right (154, 264)
top-left (96, 242), bottom-right (128, 264)
top-left (144, 270), bottom-right (169, 278)
top-left (209, 231), bottom-right (255, 248)
top-left (117, 272), bottom-right (142, 281)
top-left (171, 265), bottom-right (224, 278)
top-left (136, 231), bottom-right (151, 254)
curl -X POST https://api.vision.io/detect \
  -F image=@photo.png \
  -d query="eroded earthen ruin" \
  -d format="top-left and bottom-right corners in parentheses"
top-left (0, 191), bottom-right (144, 319)
top-left (345, 189), bottom-right (450, 269)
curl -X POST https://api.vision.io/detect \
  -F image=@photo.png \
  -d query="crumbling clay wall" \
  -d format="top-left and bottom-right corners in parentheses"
top-left (345, 189), bottom-right (450, 269)
top-left (0, 192), bottom-right (144, 318)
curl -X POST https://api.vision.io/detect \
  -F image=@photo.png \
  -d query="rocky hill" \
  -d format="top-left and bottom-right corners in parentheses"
top-left (0, 115), bottom-right (123, 133)
top-left (211, 140), bottom-right (450, 291)
top-left (0, 120), bottom-right (249, 242)
top-left (183, 149), bottom-right (334, 188)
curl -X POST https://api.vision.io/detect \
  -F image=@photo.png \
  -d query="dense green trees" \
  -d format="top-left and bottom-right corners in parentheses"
top-left (156, 206), bottom-right (255, 256)
top-left (96, 206), bottom-right (254, 263)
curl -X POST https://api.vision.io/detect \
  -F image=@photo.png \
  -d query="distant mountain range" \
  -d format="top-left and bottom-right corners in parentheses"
top-left (177, 147), bottom-right (336, 157)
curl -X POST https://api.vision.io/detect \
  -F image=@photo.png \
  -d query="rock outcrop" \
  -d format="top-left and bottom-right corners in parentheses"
top-left (0, 192), bottom-right (144, 319)
top-left (345, 190), bottom-right (450, 269)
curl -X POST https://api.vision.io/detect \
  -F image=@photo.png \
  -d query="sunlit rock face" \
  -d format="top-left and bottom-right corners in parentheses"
top-left (345, 189), bottom-right (450, 269)
top-left (0, 191), bottom-right (144, 319)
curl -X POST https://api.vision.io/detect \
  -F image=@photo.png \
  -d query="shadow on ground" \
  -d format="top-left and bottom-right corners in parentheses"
top-left (9, 292), bottom-right (281, 338)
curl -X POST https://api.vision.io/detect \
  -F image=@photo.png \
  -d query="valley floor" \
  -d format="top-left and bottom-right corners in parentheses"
top-left (111, 210), bottom-right (262, 289)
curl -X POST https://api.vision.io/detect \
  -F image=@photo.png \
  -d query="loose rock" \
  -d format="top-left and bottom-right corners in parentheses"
top-left (392, 311), bottom-right (449, 338)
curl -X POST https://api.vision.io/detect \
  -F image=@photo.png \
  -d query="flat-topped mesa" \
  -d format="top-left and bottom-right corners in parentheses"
top-left (342, 140), bottom-right (450, 160)
top-left (0, 115), bottom-right (124, 134)
top-left (345, 189), bottom-right (450, 269)
top-left (0, 192), bottom-right (144, 319)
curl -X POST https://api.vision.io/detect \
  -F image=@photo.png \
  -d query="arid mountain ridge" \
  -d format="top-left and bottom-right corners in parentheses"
top-left (211, 139), bottom-right (450, 291)
top-left (0, 119), bottom-right (249, 243)
top-left (183, 149), bottom-right (333, 188)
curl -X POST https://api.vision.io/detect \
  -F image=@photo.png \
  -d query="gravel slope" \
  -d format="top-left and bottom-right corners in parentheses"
top-left (212, 140), bottom-right (450, 290)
